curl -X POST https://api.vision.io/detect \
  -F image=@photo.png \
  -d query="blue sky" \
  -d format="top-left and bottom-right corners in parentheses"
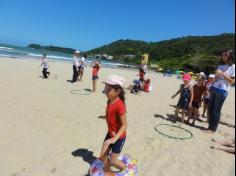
top-left (0, 0), bottom-right (235, 51)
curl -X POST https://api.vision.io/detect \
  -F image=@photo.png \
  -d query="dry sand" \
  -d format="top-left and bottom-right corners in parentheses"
top-left (0, 57), bottom-right (235, 176)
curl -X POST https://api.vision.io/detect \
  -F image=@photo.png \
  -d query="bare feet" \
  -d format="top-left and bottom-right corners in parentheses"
top-left (203, 129), bottom-right (215, 134)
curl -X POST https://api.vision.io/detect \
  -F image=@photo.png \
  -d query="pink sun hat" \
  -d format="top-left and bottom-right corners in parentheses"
top-left (182, 73), bottom-right (191, 81)
top-left (103, 75), bottom-right (125, 88)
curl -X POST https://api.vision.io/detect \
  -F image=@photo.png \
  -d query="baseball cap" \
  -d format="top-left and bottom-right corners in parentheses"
top-left (75, 50), bottom-right (80, 54)
top-left (182, 73), bottom-right (191, 81)
top-left (103, 75), bottom-right (125, 88)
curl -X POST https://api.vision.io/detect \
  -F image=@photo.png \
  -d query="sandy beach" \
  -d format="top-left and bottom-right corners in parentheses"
top-left (0, 57), bottom-right (235, 176)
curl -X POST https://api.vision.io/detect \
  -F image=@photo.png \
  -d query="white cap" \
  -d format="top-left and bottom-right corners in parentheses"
top-left (200, 72), bottom-right (206, 76)
top-left (75, 50), bottom-right (80, 54)
top-left (209, 74), bottom-right (215, 79)
top-left (103, 75), bottom-right (125, 88)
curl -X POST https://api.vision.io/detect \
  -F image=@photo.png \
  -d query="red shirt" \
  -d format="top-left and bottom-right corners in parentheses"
top-left (106, 98), bottom-right (126, 139)
top-left (143, 83), bottom-right (150, 92)
top-left (92, 66), bottom-right (99, 76)
top-left (139, 72), bottom-right (144, 80)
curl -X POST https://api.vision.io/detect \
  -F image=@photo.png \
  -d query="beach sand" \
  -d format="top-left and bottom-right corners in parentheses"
top-left (0, 57), bottom-right (235, 176)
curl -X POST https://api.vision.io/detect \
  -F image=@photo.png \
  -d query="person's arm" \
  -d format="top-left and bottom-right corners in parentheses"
top-left (216, 70), bottom-right (235, 85)
top-left (171, 85), bottom-right (181, 99)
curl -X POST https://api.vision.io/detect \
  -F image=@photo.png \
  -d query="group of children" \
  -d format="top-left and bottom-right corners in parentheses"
top-left (129, 67), bottom-right (152, 94)
top-left (172, 72), bottom-right (215, 126)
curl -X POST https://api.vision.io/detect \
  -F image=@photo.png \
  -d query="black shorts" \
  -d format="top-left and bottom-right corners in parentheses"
top-left (192, 102), bottom-right (200, 109)
top-left (92, 75), bottom-right (99, 80)
top-left (104, 133), bottom-right (126, 154)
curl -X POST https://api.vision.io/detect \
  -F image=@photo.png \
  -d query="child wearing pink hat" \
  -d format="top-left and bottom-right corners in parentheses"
top-left (171, 73), bottom-right (194, 123)
top-left (99, 75), bottom-right (128, 175)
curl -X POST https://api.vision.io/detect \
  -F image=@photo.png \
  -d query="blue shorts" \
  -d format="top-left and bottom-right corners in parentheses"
top-left (92, 75), bottom-right (99, 80)
top-left (104, 133), bottom-right (126, 154)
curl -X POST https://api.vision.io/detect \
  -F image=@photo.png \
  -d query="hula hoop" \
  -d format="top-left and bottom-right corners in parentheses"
top-left (155, 124), bottom-right (193, 140)
top-left (70, 89), bottom-right (91, 95)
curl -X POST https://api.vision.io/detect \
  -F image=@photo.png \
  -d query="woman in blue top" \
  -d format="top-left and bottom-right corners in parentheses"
top-left (207, 50), bottom-right (235, 133)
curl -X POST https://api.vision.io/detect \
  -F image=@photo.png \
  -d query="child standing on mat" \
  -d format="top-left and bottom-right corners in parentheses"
top-left (99, 75), bottom-right (127, 175)
top-left (91, 60), bottom-right (101, 92)
top-left (172, 73), bottom-right (193, 123)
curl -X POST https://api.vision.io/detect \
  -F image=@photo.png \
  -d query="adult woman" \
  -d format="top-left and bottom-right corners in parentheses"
top-left (72, 50), bottom-right (80, 83)
top-left (207, 50), bottom-right (235, 133)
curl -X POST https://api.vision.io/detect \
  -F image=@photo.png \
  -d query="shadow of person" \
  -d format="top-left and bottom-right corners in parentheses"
top-left (71, 148), bottom-right (97, 165)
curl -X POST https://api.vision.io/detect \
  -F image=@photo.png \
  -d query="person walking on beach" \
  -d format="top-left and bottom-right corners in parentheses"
top-left (78, 53), bottom-right (87, 81)
top-left (202, 74), bottom-right (215, 120)
top-left (72, 50), bottom-right (80, 83)
top-left (206, 50), bottom-right (235, 134)
top-left (39, 54), bottom-right (50, 78)
top-left (91, 60), bottom-right (101, 92)
top-left (172, 73), bottom-right (194, 123)
top-left (187, 76), bottom-right (206, 126)
top-left (99, 75), bottom-right (127, 175)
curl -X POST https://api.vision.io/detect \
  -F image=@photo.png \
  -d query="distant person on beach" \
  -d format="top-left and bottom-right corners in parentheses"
top-left (78, 53), bottom-right (87, 81)
top-left (187, 76), bottom-right (206, 126)
top-left (211, 137), bottom-right (235, 154)
top-left (202, 74), bottom-right (215, 120)
top-left (72, 50), bottom-right (80, 83)
top-left (206, 50), bottom-right (235, 134)
top-left (129, 79), bottom-right (141, 94)
top-left (172, 73), bottom-right (193, 123)
top-left (99, 75), bottom-right (127, 175)
top-left (143, 78), bottom-right (152, 92)
top-left (91, 60), bottom-right (101, 92)
top-left (39, 54), bottom-right (50, 78)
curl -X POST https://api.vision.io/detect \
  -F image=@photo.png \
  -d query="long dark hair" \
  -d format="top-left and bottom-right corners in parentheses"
top-left (111, 84), bottom-right (125, 103)
top-left (219, 49), bottom-right (234, 66)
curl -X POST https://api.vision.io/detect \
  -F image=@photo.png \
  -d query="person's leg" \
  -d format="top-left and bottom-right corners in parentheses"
top-left (181, 109), bottom-right (185, 123)
top-left (191, 108), bottom-right (199, 126)
top-left (211, 144), bottom-right (235, 154)
top-left (210, 90), bottom-right (228, 132)
top-left (93, 79), bottom-right (97, 92)
top-left (187, 107), bottom-right (193, 123)
top-left (79, 68), bottom-right (84, 80)
top-left (202, 101), bottom-right (207, 117)
top-left (175, 108), bottom-right (180, 120)
top-left (212, 138), bottom-right (235, 146)
top-left (110, 152), bottom-right (126, 171)
top-left (100, 134), bottom-right (112, 173)
top-left (72, 65), bottom-right (77, 82)
top-left (42, 68), bottom-right (48, 78)
top-left (207, 90), bottom-right (216, 131)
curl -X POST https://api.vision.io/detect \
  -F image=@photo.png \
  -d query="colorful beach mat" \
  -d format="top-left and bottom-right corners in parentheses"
top-left (90, 155), bottom-right (138, 176)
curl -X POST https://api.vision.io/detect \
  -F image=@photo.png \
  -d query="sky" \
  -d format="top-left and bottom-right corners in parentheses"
top-left (0, 0), bottom-right (235, 51)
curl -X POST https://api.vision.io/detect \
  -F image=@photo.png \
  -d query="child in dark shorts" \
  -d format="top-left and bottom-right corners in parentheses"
top-left (187, 76), bottom-right (206, 125)
top-left (172, 74), bottom-right (193, 123)
top-left (99, 75), bottom-right (127, 175)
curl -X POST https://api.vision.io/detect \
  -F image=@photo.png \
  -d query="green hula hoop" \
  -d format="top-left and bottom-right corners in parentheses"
top-left (70, 89), bottom-right (91, 95)
top-left (155, 124), bottom-right (193, 140)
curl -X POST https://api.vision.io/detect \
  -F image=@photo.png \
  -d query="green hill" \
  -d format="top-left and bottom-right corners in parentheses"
top-left (87, 33), bottom-right (235, 72)
top-left (28, 44), bottom-right (76, 54)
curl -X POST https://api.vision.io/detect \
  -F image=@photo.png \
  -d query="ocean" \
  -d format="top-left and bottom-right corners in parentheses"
top-left (0, 43), bottom-right (126, 68)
